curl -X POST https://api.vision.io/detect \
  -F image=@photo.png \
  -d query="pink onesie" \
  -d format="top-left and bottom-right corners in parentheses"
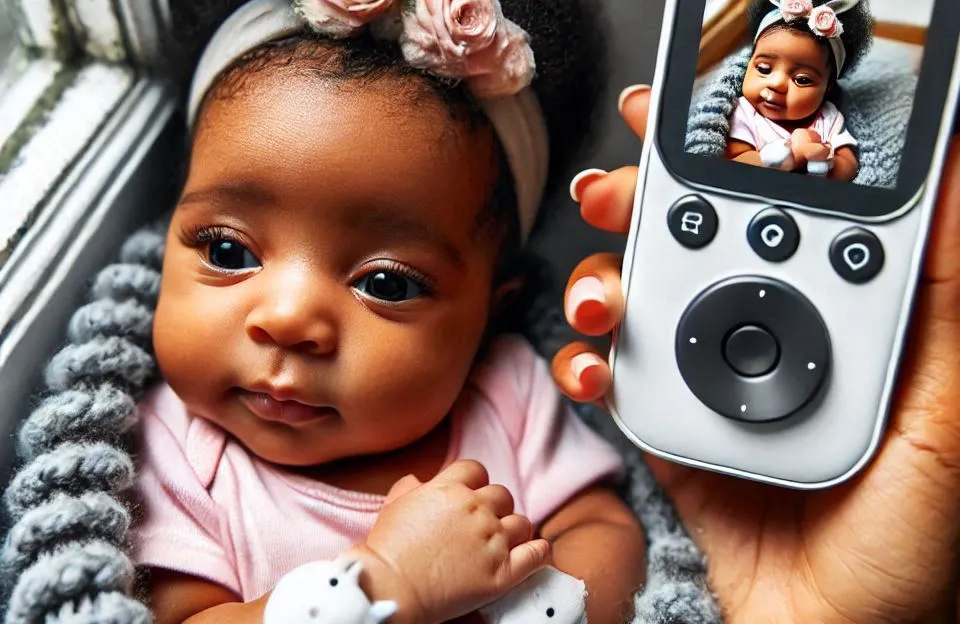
top-left (729, 95), bottom-right (858, 156)
top-left (131, 335), bottom-right (625, 601)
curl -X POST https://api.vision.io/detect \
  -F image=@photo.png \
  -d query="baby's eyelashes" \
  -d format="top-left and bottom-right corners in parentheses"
top-left (352, 270), bottom-right (427, 303)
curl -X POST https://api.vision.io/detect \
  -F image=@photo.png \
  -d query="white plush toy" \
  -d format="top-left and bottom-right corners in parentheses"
top-left (263, 559), bottom-right (585, 624)
top-left (263, 556), bottom-right (397, 624)
top-left (480, 566), bottom-right (588, 624)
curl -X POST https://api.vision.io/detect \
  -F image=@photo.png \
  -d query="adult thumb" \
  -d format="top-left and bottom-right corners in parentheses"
top-left (890, 136), bottom-right (960, 461)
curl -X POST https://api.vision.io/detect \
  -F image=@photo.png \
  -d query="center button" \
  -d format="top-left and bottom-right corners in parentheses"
top-left (723, 325), bottom-right (779, 377)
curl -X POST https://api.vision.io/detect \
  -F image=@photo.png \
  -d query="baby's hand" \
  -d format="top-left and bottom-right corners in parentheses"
top-left (791, 128), bottom-right (821, 145)
top-left (357, 460), bottom-right (551, 623)
top-left (789, 129), bottom-right (824, 167)
top-left (800, 142), bottom-right (831, 162)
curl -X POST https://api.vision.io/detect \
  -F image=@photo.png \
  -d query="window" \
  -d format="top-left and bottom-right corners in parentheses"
top-left (0, 0), bottom-right (181, 477)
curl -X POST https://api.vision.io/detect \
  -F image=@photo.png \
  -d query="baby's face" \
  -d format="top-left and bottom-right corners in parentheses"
top-left (153, 71), bottom-right (502, 467)
top-left (742, 28), bottom-right (830, 123)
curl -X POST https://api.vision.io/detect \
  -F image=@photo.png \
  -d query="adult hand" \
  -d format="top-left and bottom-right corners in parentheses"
top-left (553, 85), bottom-right (960, 623)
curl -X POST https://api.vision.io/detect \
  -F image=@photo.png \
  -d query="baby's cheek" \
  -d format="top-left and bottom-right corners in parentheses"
top-left (152, 278), bottom-right (238, 406)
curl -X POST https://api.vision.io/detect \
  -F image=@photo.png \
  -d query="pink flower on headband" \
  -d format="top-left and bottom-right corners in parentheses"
top-left (779, 0), bottom-right (812, 21)
top-left (808, 5), bottom-right (843, 38)
top-left (399, 0), bottom-right (535, 98)
top-left (296, 0), bottom-right (394, 38)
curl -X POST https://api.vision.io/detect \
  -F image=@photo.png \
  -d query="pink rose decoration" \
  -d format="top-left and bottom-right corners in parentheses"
top-left (779, 0), bottom-right (812, 21)
top-left (296, 0), bottom-right (394, 38)
top-left (399, 0), bottom-right (536, 98)
top-left (808, 5), bottom-right (844, 38)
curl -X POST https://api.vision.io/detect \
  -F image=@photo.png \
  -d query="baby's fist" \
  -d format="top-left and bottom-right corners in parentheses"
top-left (362, 461), bottom-right (551, 622)
top-left (791, 128), bottom-right (821, 145)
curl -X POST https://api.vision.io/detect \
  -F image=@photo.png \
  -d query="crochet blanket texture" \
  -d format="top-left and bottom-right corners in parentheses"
top-left (0, 43), bottom-right (918, 623)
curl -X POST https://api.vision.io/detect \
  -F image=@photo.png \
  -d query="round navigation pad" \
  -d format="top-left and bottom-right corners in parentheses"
top-left (723, 325), bottom-right (780, 377)
top-left (676, 276), bottom-right (830, 423)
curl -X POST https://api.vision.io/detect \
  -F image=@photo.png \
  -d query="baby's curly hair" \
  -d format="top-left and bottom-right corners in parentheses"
top-left (747, 0), bottom-right (875, 79)
top-left (190, 0), bottom-right (608, 257)
top-left (182, 0), bottom-right (609, 336)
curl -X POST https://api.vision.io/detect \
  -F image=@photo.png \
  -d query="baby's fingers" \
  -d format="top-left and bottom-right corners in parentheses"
top-left (500, 514), bottom-right (533, 548)
top-left (384, 474), bottom-right (422, 505)
top-left (551, 342), bottom-right (612, 405)
top-left (436, 459), bottom-right (490, 490)
top-left (498, 539), bottom-right (551, 592)
top-left (476, 484), bottom-right (515, 518)
top-left (564, 253), bottom-right (624, 336)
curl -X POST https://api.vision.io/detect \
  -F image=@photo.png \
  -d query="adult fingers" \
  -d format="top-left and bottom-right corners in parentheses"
top-left (566, 84), bottom-right (649, 235)
top-left (618, 84), bottom-right (651, 141)
top-left (571, 166), bottom-right (641, 235)
top-left (551, 341), bottom-right (612, 405)
top-left (563, 253), bottom-right (625, 337)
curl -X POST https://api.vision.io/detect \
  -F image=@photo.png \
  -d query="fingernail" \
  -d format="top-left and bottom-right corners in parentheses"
top-left (571, 352), bottom-right (604, 382)
top-left (569, 168), bottom-right (608, 203)
top-left (618, 84), bottom-right (651, 114)
top-left (566, 275), bottom-right (606, 323)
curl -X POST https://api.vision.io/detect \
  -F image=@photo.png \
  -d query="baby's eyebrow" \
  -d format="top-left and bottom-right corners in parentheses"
top-left (344, 206), bottom-right (466, 271)
top-left (178, 181), bottom-right (275, 209)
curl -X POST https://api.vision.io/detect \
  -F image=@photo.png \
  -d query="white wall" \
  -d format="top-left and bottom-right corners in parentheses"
top-left (869, 0), bottom-right (934, 27)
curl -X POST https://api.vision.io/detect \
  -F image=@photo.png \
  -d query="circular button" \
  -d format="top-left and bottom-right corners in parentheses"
top-left (667, 195), bottom-right (718, 249)
top-left (830, 227), bottom-right (884, 284)
top-left (723, 325), bottom-right (780, 377)
top-left (675, 276), bottom-right (830, 423)
top-left (747, 207), bottom-right (799, 262)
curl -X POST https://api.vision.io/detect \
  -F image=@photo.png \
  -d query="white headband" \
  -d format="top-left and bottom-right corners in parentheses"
top-left (186, 0), bottom-right (549, 242)
top-left (755, 0), bottom-right (861, 76)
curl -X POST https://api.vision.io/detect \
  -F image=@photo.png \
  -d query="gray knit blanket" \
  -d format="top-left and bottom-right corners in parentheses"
top-left (0, 42), bottom-right (919, 624)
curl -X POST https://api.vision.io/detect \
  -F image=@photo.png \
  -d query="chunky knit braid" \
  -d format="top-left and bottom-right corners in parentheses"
top-left (1, 223), bottom-right (166, 623)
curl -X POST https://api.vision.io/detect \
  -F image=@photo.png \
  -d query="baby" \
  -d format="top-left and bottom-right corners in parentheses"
top-left (130, 0), bottom-right (645, 623)
top-left (725, 0), bottom-right (873, 180)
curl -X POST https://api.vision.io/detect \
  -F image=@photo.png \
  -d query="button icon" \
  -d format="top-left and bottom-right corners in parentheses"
top-left (760, 224), bottom-right (785, 248)
top-left (829, 227), bottom-right (884, 284)
top-left (668, 195), bottom-right (718, 249)
top-left (747, 207), bottom-right (799, 262)
top-left (842, 243), bottom-right (870, 271)
top-left (681, 211), bottom-right (703, 235)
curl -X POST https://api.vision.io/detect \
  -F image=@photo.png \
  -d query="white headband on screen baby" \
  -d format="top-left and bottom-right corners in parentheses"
top-left (187, 0), bottom-right (549, 243)
top-left (755, 0), bottom-right (861, 76)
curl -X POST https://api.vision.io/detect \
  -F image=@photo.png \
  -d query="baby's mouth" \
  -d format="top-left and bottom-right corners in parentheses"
top-left (238, 389), bottom-right (338, 426)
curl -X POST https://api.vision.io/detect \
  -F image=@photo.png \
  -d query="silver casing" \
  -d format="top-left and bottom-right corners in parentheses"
top-left (608, 0), bottom-right (960, 489)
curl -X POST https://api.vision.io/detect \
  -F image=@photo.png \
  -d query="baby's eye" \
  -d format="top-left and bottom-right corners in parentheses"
top-left (209, 239), bottom-right (260, 271)
top-left (756, 63), bottom-right (772, 75)
top-left (794, 75), bottom-right (815, 86)
top-left (353, 270), bottom-right (425, 303)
